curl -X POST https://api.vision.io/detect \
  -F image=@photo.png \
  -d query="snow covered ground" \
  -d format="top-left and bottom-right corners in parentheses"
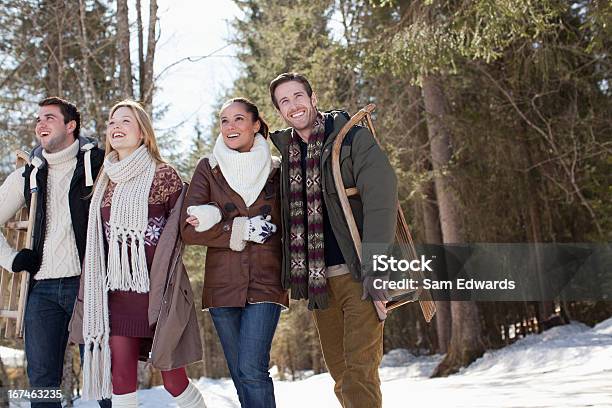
top-left (10, 318), bottom-right (612, 407)
top-left (0, 346), bottom-right (25, 367)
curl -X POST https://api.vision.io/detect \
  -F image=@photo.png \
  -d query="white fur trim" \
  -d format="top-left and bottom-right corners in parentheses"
top-left (29, 156), bottom-right (44, 191)
top-left (271, 155), bottom-right (281, 169)
top-left (81, 142), bottom-right (96, 187)
top-left (207, 153), bottom-right (217, 169)
top-left (187, 204), bottom-right (222, 232)
top-left (229, 217), bottom-right (248, 252)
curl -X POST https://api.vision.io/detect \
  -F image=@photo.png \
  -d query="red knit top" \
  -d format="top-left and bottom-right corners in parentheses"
top-left (101, 163), bottom-right (182, 337)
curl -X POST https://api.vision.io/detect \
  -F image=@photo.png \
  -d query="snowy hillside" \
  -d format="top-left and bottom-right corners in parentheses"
top-left (64, 318), bottom-right (612, 407)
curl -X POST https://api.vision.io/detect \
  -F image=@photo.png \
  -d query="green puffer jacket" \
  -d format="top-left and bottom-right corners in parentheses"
top-left (270, 110), bottom-right (398, 287)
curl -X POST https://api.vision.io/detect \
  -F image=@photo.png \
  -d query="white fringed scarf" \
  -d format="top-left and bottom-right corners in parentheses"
top-left (82, 145), bottom-right (156, 400)
top-left (213, 133), bottom-right (271, 207)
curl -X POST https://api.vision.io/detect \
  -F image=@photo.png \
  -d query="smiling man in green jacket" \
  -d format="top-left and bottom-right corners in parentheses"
top-left (269, 72), bottom-right (398, 408)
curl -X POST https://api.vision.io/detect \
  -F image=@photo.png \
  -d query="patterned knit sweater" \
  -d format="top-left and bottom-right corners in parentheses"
top-left (101, 163), bottom-right (182, 337)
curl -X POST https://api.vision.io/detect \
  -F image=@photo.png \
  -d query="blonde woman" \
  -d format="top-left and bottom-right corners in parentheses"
top-left (69, 100), bottom-right (206, 407)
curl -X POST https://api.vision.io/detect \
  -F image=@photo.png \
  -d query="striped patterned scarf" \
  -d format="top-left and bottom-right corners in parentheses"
top-left (288, 114), bottom-right (328, 310)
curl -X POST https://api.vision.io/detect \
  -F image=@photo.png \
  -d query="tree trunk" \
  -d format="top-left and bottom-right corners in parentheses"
top-left (136, 0), bottom-right (145, 102)
top-left (61, 345), bottom-right (77, 407)
top-left (0, 359), bottom-right (8, 407)
top-left (421, 74), bottom-right (485, 376)
top-left (406, 84), bottom-right (451, 354)
top-left (517, 126), bottom-right (556, 329)
top-left (423, 176), bottom-right (451, 354)
top-left (77, 0), bottom-right (102, 133)
top-left (42, 0), bottom-right (66, 96)
top-left (116, 0), bottom-right (133, 98)
top-left (56, 12), bottom-right (64, 96)
top-left (137, 362), bottom-right (153, 389)
top-left (141, 0), bottom-right (158, 114)
top-left (0, 355), bottom-right (10, 396)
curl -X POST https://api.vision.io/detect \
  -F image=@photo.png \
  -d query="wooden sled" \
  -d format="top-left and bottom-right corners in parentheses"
top-left (0, 150), bottom-right (34, 338)
top-left (331, 104), bottom-right (436, 323)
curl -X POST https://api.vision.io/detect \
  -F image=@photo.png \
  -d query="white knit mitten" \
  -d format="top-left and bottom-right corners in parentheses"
top-left (243, 215), bottom-right (277, 244)
top-left (187, 204), bottom-right (222, 232)
top-left (112, 391), bottom-right (138, 408)
top-left (174, 380), bottom-right (207, 408)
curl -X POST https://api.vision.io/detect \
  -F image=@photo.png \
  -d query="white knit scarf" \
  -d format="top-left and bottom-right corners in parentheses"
top-left (82, 144), bottom-right (157, 400)
top-left (213, 133), bottom-right (272, 207)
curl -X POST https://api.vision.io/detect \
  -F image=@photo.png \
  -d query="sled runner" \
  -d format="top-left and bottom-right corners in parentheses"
top-left (0, 150), bottom-right (34, 338)
top-left (331, 104), bottom-right (437, 322)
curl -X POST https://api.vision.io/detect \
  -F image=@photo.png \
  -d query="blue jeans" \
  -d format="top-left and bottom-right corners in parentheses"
top-left (24, 276), bottom-right (111, 408)
top-left (210, 302), bottom-right (281, 408)
top-left (25, 276), bottom-right (79, 408)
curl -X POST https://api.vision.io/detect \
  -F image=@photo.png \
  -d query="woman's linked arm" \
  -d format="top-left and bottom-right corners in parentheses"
top-left (180, 158), bottom-right (234, 248)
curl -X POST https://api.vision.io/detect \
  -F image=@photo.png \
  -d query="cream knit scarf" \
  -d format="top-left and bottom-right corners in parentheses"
top-left (213, 133), bottom-right (271, 207)
top-left (82, 144), bottom-right (156, 400)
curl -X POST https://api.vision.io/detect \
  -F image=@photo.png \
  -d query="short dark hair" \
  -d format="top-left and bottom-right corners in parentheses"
top-left (221, 97), bottom-right (270, 139)
top-left (38, 97), bottom-right (81, 139)
top-left (269, 72), bottom-right (313, 109)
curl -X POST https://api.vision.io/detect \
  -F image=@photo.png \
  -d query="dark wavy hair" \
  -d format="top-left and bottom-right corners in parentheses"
top-left (38, 96), bottom-right (81, 139)
top-left (220, 97), bottom-right (269, 138)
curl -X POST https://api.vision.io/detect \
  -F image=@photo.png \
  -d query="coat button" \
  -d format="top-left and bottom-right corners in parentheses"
top-left (223, 224), bottom-right (230, 232)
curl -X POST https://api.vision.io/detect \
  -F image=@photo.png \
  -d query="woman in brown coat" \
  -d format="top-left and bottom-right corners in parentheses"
top-left (71, 100), bottom-right (206, 407)
top-left (181, 98), bottom-right (288, 408)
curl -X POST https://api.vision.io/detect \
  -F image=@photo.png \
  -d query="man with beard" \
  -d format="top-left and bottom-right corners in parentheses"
top-left (269, 73), bottom-right (397, 408)
top-left (0, 97), bottom-right (108, 407)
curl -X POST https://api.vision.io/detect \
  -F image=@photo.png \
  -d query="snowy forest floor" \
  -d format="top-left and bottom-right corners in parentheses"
top-left (9, 317), bottom-right (612, 407)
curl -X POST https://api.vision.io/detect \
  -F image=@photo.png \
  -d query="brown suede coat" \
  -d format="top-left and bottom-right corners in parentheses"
top-left (68, 185), bottom-right (203, 370)
top-left (180, 155), bottom-right (288, 310)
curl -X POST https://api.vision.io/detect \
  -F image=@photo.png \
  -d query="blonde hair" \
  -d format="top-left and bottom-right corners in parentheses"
top-left (105, 100), bottom-right (165, 164)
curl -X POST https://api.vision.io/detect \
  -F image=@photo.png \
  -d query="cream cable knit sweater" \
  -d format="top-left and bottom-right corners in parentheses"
top-left (0, 140), bottom-right (81, 279)
top-left (36, 140), bottom-right (81, 279)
